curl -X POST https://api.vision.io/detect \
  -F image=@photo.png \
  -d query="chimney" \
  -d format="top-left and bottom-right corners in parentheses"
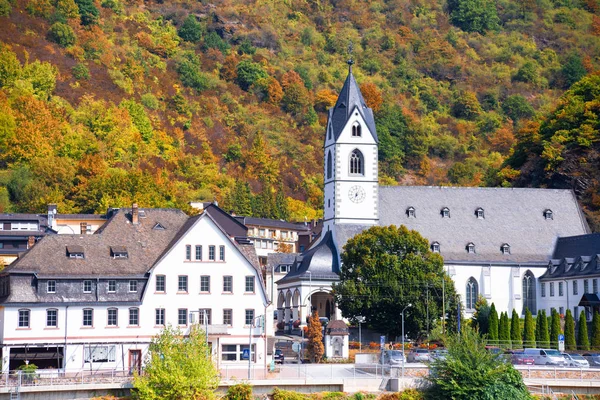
top-left (80, 222), bottom-right (88, 235)
top-left (132, 203), bottom-right (139, 225)
top-left (27, 236), bottom-right (35, 249)
top-left (47, 204), bottom-right (57, 229)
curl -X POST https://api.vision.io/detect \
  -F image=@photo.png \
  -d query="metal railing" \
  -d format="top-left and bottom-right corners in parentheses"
top-left (0, 369), bottom-right (131, 388)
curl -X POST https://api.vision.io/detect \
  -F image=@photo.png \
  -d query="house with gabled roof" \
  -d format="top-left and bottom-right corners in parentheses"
top-left (0, 204), bottom-right (272, 373)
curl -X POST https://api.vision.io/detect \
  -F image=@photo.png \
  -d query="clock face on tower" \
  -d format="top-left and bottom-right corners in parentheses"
top-left (348, 185), bottom-right (366, 203)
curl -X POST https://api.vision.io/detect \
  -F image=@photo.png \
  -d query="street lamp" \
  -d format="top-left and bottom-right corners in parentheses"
top-left (401, 303), bottom-right (412, 387)
top-left (248, 314), bottom-right (264, 380)
top-left (356, 316), bottom-right (366, 352)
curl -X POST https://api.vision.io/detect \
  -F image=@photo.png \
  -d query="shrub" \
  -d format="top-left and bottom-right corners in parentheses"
top-left (238, 39), bottom-right (256, 55)
top-left (100, 0), bottom-right (123, 14)
top-left (178, 14), bottom-right (203, 43)
top-left (141, 93), bottom-right (159, 110)
top-left (368, 342), bottom-right (379, 349)
top-left (0, 0), bottom-right (12, 17)
top-left (72, 63), bottom-right (89, 80)
top-left (26, 0), bottom-right (53, 18)
top-left (176, 52), bottom-right (213, 92)
top-left (203, 31), bottom-right (230, 53)
top-left (226, 383), bottom-right (252, 400)
top-left (48, 22), bottom-right (76, 47)
top-left (398, 389), bottom-right (424, 400)
top-left (502, 95), bottom-right (534, 122)
top-left (272, 388), bottom-right (309, 400)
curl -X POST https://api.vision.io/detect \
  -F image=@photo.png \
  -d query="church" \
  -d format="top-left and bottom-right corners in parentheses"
top-left (274, 61), bottom-right (592, 329)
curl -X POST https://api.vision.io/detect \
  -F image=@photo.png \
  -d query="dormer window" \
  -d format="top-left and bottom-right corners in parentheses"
top-left (431, 242), bottom-right (440, 253)
top-left (152, 223), bottom-right (166, 230)
top-left (67, 245), bottom-right (84, 259)
top-left (544, 209), bottom-right (553, 220)
top-left (352, 122), bottom-right (362, 137)
top-left (441, 207), bottom-right (450, 218)
top-left (501, 243), bottom-right (511, 255)
top-left (475, 208), bottom-right (484, 219)
top-left (406, 207), bottom-right (416, 218)
top-left (466, 243), bottom-right (475, 254)
top-left (111, 246), bottom-right (128, 259)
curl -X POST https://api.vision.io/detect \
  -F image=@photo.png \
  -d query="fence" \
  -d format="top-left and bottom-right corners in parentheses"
top-left (0, 369), bottom-right (131, 389)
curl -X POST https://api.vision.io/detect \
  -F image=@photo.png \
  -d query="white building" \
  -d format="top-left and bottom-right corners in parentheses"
top-left (275, 61), bottom-right (591, 327)
top-left (0, 205), bottom-right (272, 373)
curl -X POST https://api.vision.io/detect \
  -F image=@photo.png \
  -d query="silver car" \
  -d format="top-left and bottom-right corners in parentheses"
top-left (381, 350), bottom-right (405, 365)
top-left (407, 349), bottom-right (430, 363)
top-left (562, 353), bottom-right (589, 368)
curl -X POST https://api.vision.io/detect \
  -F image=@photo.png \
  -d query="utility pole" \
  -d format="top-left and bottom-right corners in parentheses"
top-left (442, 274), bottom-right (446, 335)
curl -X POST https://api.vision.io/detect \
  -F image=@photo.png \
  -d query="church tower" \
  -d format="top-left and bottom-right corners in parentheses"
top-left (323, 60), bottom-right (379, 233)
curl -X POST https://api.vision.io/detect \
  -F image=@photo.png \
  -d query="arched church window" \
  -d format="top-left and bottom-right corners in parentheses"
top-left (327, 151), bottom-right (332, 179)
top-left (352, 122), bottom-right (362, 137)
top-left (349, 149), bottom-right (364, 175)
top-left (522, 270), bottom-right (536, 315)
top-left (466, 277), bottom-right (478, 310)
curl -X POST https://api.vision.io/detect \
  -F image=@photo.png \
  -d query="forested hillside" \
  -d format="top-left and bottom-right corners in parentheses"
top-left (0, 0), bottom-right (598, 228)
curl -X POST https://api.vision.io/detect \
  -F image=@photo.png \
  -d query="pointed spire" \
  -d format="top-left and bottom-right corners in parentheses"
top-left (347, 41), bottom-right (354, 74)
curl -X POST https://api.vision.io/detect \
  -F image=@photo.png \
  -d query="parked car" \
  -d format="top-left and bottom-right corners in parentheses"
top-left (523, 348), bottom-right (566, 366)
top-left (562, 353), bottom-right (589, 368)
top-left (381, 350), bottom-right (405, 365)
top-left (431, 349), bottom-right (448, 361)
top-left (274, 349), bottom-right (285, 364)
top-left (511, 352), bottom-right (535, 365)
top-left (407, 349), bottom-right (430, 363)
top-left (582, 353), bottom-right (600, 367)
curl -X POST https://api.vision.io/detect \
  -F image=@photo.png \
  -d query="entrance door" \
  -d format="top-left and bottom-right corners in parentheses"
top-left (129, 350), bottom-right (141, 375)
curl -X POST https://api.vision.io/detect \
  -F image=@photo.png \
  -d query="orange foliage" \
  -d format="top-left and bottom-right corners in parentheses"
top-left (266, 78), bottom-right (283, 105)
top-left (360, 83), bottom-right (383, 113)
top-left (314, 89), bottom-right (338, 112)
top-left (593, 15), bottom-right (600, 36)
top-left (281, 70), bottom-right (303, 89)
top-left (220, 54), bottom-right (239, 81)
top-left (487, 127), bottom-right (515, 153)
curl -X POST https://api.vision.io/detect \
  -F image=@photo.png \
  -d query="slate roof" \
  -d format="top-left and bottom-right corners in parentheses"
top-left (331, 186), bottom-right (589, 265)
top-left (267, 253), bottom-right (298, 273)
top-left (234, 216), bottom-right (309, 232)
top-left (56, 214), bottom-right (106, 221)
top-left (0, 213), bottom-right (48, 222)
top-left (553, 233), bottom-right (600, 259)
top-left (277, 231), bottom-right (340, 284)
top-left (327, 69), bottom-right (378, 143)
top-left (6, 208), bottom-right (189, 278)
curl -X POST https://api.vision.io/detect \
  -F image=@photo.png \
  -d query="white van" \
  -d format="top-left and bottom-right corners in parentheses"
top-left (523, 348), bottom-right (566, 366)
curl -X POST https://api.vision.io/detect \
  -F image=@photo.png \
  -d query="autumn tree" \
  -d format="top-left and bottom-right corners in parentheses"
top-left (235, 59), bottom-right (268, 91)
top-left (360, 82), bottom-right (383, 113)
top-left (333, 225), bottom-right (459, 338)
top-left (307, 311), bottom-right (324, 363)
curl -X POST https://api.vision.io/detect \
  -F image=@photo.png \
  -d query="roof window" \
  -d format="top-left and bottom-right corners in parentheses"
top-left (475, 208), bottom-right (484, 219)
top-left (466, 243), bottom-right (475, 254)
top-left (66, 245), bottom-right (84, 259)
top-left (111, 246), bottom-right (128, 259)
top-left (544, 209), bottom-right (553, 220)
top-left (441, 207), bottom-right (450, 218)
top-left (431, 242), bottom-right (440, 253)
top-left (153, 223), bottom-right (166, 230)
top-left (138, 210), bottom-right (147, 219)
top-left (406, 207), bottom-right (416, 218)
top-left (501, 243), bottom-right (510, 255)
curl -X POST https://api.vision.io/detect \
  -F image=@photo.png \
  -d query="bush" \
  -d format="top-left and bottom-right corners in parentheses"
top-left (48, 22), bottom-right (76, 47)
top-left (178, 15), bottom-right (203, 43)
top-left (501, 95), bottom-right (535, 122)
top-left (226, 383), bottom-right (252, 400)
top-left (203, 31), bottom-right (230, 53)
top-left (26, 0), bottom-right (53, 18)
top-left (72, 63), bottom-right (89, 80)
top-left (141, 93), bottom-right (159, 110)
top-left (272, 388), bottom-right (309, 400)
top-left (176, 52), bottom-right (213, 92)
top-left (100, 0), bottom-right (123, 14)
top-left (0, 0), bottom-right (12, 17)
top-left (398, 389), bottom-right (424, 400)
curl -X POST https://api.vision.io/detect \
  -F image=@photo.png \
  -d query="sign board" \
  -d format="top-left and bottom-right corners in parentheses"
top-left (242, 349), bottom-right (250, 360)
top-left (292, 342), bottom-right (301, 353)
top-left (269, 360), bottom-right (275, 372)
top-left (380, 335), bottom-right (386, 350)
top-left (558, 334), bottom-right (565, 352)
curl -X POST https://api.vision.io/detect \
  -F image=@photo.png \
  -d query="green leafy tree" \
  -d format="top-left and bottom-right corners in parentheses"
top-left (499, 312), bottom-right (511, 348)
top-left (74, 0), bottom-right (98, 25)
top-left (0, 45), bottom-right (22, 88)
top-left (120, 100), bottom-right (153, 142)
top-left (235, 59), bottom-right (268, 91)
top-left (447, 0), bottom-right (500, 34)
top-left (0, 0), bottom-right (11, 16)
top-left (426, 327), bottom-right (530, 400)
top-left (564, 309), bottom-right (576, 351)
top-left (488, 303), bottom-right (499, 345)
top-left (592, 312), bottom-right (600, 350)
top-left (550, 309), bottom-right (562, 349)
top-left (472, 296), bottom-right (491, 335)
top-left (510, 310), bottom-right (522, 349)
top-left (560, 53), bottom-right (587, 89)
top-left (48, 22), bottom-right (76, 47)
top-left (203, 31), bottom-right (230, 53)
top-left (452, 91), bottom-right (482, 120)
top-left (501, 95), bottom-right (535, 122)
top-left (578, 310), bottom-right (590, 351)
top-left (178, 15), bottom-right (203, 43)
top-left (176, 52), bottom-right (213, 92)
top-left (333, 225), bottom-right (458, 338)
top-left (513, 61), bottom-right (540, 85)
top-left (307, 311), bottom-right (324, 363)
top-left (132, 325), bottom-right (219, 400)
top-left (538, 310), bottom-right (550, 348)
top-left (523, 308), bottom-right (535, 348)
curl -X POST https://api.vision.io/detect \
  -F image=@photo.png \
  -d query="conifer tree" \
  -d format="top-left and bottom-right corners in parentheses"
top-left (488, 303), bottom-right (499, 345)
top-left (307, 310), bottom-right (324, 363)
top-left (539, 310), bottom-right (550, 348)
top-left (550, 309), bottom-right (562, 349)
top-left (564, 309), bottom-right (577, 351)
top-left (510, 309), bottom-right (522, 349)
top-left (499, 312), bottom-right (510, 348)
top-left (578, 310), bottom-right (590, 351)
top-left (229, 180), bottom-right (253, 216)
top-left (274, 182), bottom-right (289, 220)
top-left (523, 308), bottom-right (535, 348)
top-left (535, 311), bottom-right (542, 344)
top-left (591, 312), bottom-right (600, 350)
top-left (471, 296), bottom-right (490, 335)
